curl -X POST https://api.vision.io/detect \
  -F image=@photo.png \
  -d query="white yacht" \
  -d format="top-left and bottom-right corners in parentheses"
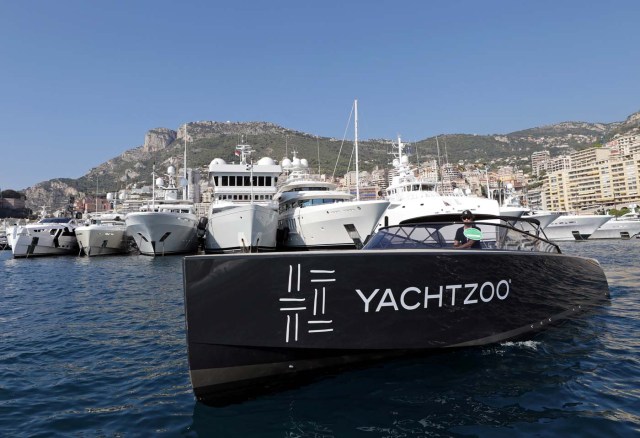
top-left (274, 154), bottom-right (389, 250)
top-left (204, 142), bottom-right (282, 253)
top-left (590, 211), bottom-right (640, 239)
top-left (75, 204), bottom-right (129, 256)
top-left (543, 214), bottom-right (613, 241)
top-left (125, 166), bottom-right (200, 256)
top-left (8, 217), bottom-right (80, 258)
top-left (377, 137), bottom-right (500, 229)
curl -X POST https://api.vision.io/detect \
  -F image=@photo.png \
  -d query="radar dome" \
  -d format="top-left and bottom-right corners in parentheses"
top-left (281, 158), bottom-right (292, 169)
top-left (180, 177), bottom-right (188, 187)
top-left (392, 158), bottom-right (400, 167)
top-left (118, 192), bottom-right (126, 201)
top-left (292, 157), bottom-right (301, 167)
top-left (208, 158), bottom-right (227, 171)
top-left (401, 155), bottom-right (409, 165)
top-left (167, 165), bottom-right (176, 175)
top-left (300, 158), bottom-right (309, 168)
top-left (106, 192), bottom-right (114, 201)
top-left (257, 157), bottom-right (276, 166)
top-left (155, 177), bottom-right (164, 187)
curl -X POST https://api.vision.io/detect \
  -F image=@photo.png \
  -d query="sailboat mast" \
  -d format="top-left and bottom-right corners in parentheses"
top-left (183, 124), bottom-right (188, 201)
top-left (354, 99), bottom-right (360, 201)
top-left (435, 136), bottom-right (441, 187)
top-left (95, 176), bottom-right (99, 213)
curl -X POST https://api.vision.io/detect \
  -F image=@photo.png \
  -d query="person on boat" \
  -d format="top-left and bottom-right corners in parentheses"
top-left (454, 210), bottom-right (481, 249)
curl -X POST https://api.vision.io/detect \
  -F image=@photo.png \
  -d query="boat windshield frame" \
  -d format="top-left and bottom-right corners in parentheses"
top-left (365, 218), bottom-right (561, 254)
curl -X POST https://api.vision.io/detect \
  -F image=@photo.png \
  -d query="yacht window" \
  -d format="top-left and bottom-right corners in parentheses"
top-left (213, 176), bottom-right (219, 186)
top-left (413, 184), bottom-right (420, 191)
top-left (221, 176), bottom-right (228, 186)
top-left (243, 176), bottom-right (250, 186)
top-left (258, 176), bottom-right (265, 186)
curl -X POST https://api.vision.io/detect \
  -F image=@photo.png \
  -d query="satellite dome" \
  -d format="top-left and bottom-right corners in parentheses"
top-left (300, 158), bottom-right (309, 168)
top-left (106, 192), bottom-right (114, 201)
top-left (281, 158), bottom-right (292, 169)
top-left (257, 157), bottom-right (275, 166)
top-left (401, 155), bottom-right (409, 165)
top-left (180, 177), bottom-right (188, 187)
top-left (118, 192), bottom-right (126, 201)
top-left (392, 158), bottom-right (400, 167)
top-left (167, 165), bottom-right (176, 175)
top-left (155, 177), bottom-right (164, 187)
top-left (292, 157), bottom-right (301, 167)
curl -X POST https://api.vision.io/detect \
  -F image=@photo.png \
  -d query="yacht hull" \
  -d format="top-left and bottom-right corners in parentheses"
top-left (544, 215), bottom-right (612, 241)
top-left (75, 224), bottom-right (129, 256)
top-left (205, 203), bottom-right (278, 253)
top-left (590, 220), bottom-right (640, 239)
top-left (126, 212), bottom-right (199, 256)
top-left (184, 250), bottom-right (610, 405)
top-left (10, 227), bottom-right (79, 258)
top-left (278, 200), bottom-right (389, 250)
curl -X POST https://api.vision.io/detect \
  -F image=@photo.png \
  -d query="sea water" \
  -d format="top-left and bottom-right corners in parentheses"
top-left (0, 241), bottom-right (638, 437)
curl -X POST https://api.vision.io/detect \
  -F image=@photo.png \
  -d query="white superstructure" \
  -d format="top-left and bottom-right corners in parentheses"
top-left (274, 154), bottom-right (389, 250)
top-left (8, 217), bottom-right (80, 258)
top-left (125, 166), bottom-right (200, 256)
top-left (377, 137), bottom-right (500, 229)
top-left (204, 142), bottom-right (282, 253)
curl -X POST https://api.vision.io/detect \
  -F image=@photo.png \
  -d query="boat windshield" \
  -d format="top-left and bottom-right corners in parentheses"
top-left (39, 218), bottom-right (72, 224)
top-left (364, 220), bottom-right (561, 253)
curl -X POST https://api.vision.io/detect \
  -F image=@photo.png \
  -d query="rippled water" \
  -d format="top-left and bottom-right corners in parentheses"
top-left (1, 241), bottom-right (639, 436)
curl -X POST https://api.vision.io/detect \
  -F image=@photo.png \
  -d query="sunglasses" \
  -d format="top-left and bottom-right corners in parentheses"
top-left (461, 216), bottom-right (473, 220)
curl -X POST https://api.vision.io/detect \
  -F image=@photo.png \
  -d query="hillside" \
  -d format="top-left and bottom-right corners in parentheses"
top-left (21, 111), bottom-right (640, 212)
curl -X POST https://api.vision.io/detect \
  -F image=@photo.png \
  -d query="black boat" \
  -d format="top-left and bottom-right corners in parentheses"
top-left (183, 215), bottom-right (610, 405)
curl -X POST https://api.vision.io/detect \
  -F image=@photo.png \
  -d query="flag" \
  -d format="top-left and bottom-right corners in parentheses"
top-left (235, 149), bottom-right (241, 156)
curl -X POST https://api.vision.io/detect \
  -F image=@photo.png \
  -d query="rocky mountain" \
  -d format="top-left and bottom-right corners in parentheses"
top-left (21, 111), bottom-right (640, 212)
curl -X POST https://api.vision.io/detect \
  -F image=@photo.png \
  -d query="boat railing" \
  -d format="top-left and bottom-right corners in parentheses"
top-left (364, 219), bottom-right (561, 254)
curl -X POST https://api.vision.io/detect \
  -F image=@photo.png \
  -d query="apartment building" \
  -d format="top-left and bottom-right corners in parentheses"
top-left (541, 149), bottom-right (640, 212)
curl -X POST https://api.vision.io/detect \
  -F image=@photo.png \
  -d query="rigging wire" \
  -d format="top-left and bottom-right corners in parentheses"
top-left (332, 102), bottom-right (354, 180)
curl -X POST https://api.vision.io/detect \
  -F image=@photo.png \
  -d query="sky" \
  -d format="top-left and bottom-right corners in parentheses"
top-left (1, 1), bottom-right (639, 190)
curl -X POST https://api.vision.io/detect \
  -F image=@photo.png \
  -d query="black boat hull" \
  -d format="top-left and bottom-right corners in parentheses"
top-left (183, 250), bottom-right (609, 404)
